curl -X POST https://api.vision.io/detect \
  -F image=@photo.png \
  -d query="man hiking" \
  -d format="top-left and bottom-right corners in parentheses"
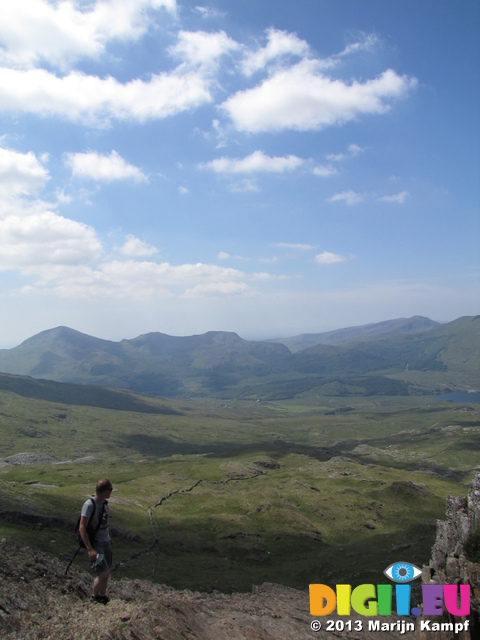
top-left (79, 478), bottom-right (113, 604)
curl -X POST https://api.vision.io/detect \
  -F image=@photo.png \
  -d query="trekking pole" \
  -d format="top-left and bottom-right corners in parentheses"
top-left (64, 545), bottom-right (81, 575)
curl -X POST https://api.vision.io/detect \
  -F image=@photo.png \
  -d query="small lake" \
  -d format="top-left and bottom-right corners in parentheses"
top-left (436, 391), bottom-right (480, 404)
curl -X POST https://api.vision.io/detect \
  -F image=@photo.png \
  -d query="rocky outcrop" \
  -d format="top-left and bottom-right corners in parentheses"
top-left (417, 473), bottom-right (480, 639)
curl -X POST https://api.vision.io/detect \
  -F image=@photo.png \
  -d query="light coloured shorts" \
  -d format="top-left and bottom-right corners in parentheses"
top-left (91, 544), bottom-right (112, 574)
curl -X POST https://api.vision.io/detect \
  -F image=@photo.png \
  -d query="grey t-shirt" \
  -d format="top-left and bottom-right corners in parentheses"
top-left (81, 497), bottom-right (110, 546)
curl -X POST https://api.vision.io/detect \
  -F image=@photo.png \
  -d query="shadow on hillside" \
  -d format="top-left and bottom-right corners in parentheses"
top-left (0, 373), bottom-right (181, 414)
top-left (120, 434), bottom-right (475, 480)
top-left (128, 517), bottom-right (437, 593)
top-left (121, 434), bottom-right (333, 461)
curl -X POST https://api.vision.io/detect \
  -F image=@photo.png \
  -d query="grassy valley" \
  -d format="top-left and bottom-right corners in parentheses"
top-left (0, 376), bottom-right (479, 594)
top-left (0, 315), bottom-right (478, 594)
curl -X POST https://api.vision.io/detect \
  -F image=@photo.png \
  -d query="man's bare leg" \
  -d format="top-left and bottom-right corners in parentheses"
top-left (93, 570), bottom-right (110, 597)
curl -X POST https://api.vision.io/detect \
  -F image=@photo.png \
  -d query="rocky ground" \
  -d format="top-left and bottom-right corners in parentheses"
top-left (0, 539), bottom-right (414, 640)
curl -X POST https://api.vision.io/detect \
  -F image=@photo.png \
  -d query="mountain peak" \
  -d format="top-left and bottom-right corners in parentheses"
top-left (21, 326), bottom-right (81, 345)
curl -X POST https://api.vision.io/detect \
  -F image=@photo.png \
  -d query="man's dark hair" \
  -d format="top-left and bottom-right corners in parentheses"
top-left (96, 478), bottom-right (113, 495)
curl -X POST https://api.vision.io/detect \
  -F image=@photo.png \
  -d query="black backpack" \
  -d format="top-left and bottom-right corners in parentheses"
top-left (75, 497), bottom-right (97, 548)
top-left (75, 498), bottom-right (105, 549)
top-left (66, 498), bottom-right (104, 574)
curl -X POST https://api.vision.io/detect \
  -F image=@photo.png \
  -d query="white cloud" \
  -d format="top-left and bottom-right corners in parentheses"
top-left (65, 150), bottom-right (147, 183)
top-left (0, 67), bottom-right (213, 126)
top-left (273, 243), bottom-right (315, 251)
top-left (202, 150), bottom-right (304, 173)
top-left (228, 179), bottom-right (260, 193)
top-left (217, 251), bottom-right (249, 261)
top-left (222, 60), bottom-right (416, 133)
top-left (338, 34), bottom-right (379, 58)
top-left (315, 251), bottom-right (349, 264)
top-left (0, 147), bottom-right (102, 279)
top-left (0, 147), bottom-right (255, 303)
top-left (183, 281), bottom-right (249, 298)
top-left (313, 165), bottom-right (337, 178)
top-left (0, 0), bottom-right (177, 69)
top-left (192, 6), bottom-right (226, 20)
top-left (241, 28), bottom-right (310, 76)
top-left (93, 260), bottom-right (252, 299)
top-left (259, 256), bottom-right (279, 264)
top-left (118, 234), bottom-right (158, 257)
top-left (0, 149), bottom-right (75, 284)
top-left (0, 210), bottom-right (102, 271)
top-left (328, 190), bottom-right (364, 205)
top-left (377, 190), bottom-right (409, 203)
top-left (211, 118), bottom-right (228, 148)
top-left (326, 144), bottom-right (364, 162)
top-left (5, 245), bottom-right (289, 301)
top-left (55, 188), bottom-right (72, 204)
top-left (170, 30), bottom-right (239, 70)
top-left (0, 147), bottom-right (49, 198)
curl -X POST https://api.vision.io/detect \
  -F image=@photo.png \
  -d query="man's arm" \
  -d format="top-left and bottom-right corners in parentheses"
top-left (79, 515), bottom-right (97, 560)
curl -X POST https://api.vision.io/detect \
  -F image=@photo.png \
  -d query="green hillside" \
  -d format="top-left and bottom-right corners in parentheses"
top-left (0, 378), bottom-right (479, 593)
top-left (0, 316), bottom-right (478, 399)
top-left (0, 372), bottom-right (180, 414)
top-left (270, 315), bottom-right (439, 351)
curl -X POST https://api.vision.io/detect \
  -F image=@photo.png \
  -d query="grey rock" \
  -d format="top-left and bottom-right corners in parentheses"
top-left (417, 473), bottom-right (480, 640)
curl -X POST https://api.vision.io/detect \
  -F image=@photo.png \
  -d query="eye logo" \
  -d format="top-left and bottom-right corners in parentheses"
top-left (384, 561), bottom-right (422, 583)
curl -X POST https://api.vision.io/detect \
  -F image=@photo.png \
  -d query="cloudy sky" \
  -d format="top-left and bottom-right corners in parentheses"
top-left (0, 0), bottom-right (478, 346)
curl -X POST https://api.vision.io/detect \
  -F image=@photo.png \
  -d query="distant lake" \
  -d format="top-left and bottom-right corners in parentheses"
top-left (436, 391), bottom-right (480, 404)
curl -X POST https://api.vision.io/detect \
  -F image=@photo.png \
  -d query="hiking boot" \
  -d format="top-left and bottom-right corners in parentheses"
top-left (91, 595), bottom-right (110, 605)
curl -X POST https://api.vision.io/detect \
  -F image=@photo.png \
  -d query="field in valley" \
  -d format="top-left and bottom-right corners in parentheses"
top-left (1, 386), bottom-right (479, 594)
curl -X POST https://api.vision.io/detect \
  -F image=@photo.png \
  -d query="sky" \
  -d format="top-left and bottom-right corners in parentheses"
top-left (0, 0), bottom-right (479, 347)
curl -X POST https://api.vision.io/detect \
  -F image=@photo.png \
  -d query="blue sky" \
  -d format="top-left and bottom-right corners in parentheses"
top-left (0, 0), bottom-right (478, 346)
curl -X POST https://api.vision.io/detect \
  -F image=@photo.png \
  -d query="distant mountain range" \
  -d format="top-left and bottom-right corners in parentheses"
top-left (0, 316), bottom-right (478, 400)
top-left (268, 315), bottom-right (440, 352)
